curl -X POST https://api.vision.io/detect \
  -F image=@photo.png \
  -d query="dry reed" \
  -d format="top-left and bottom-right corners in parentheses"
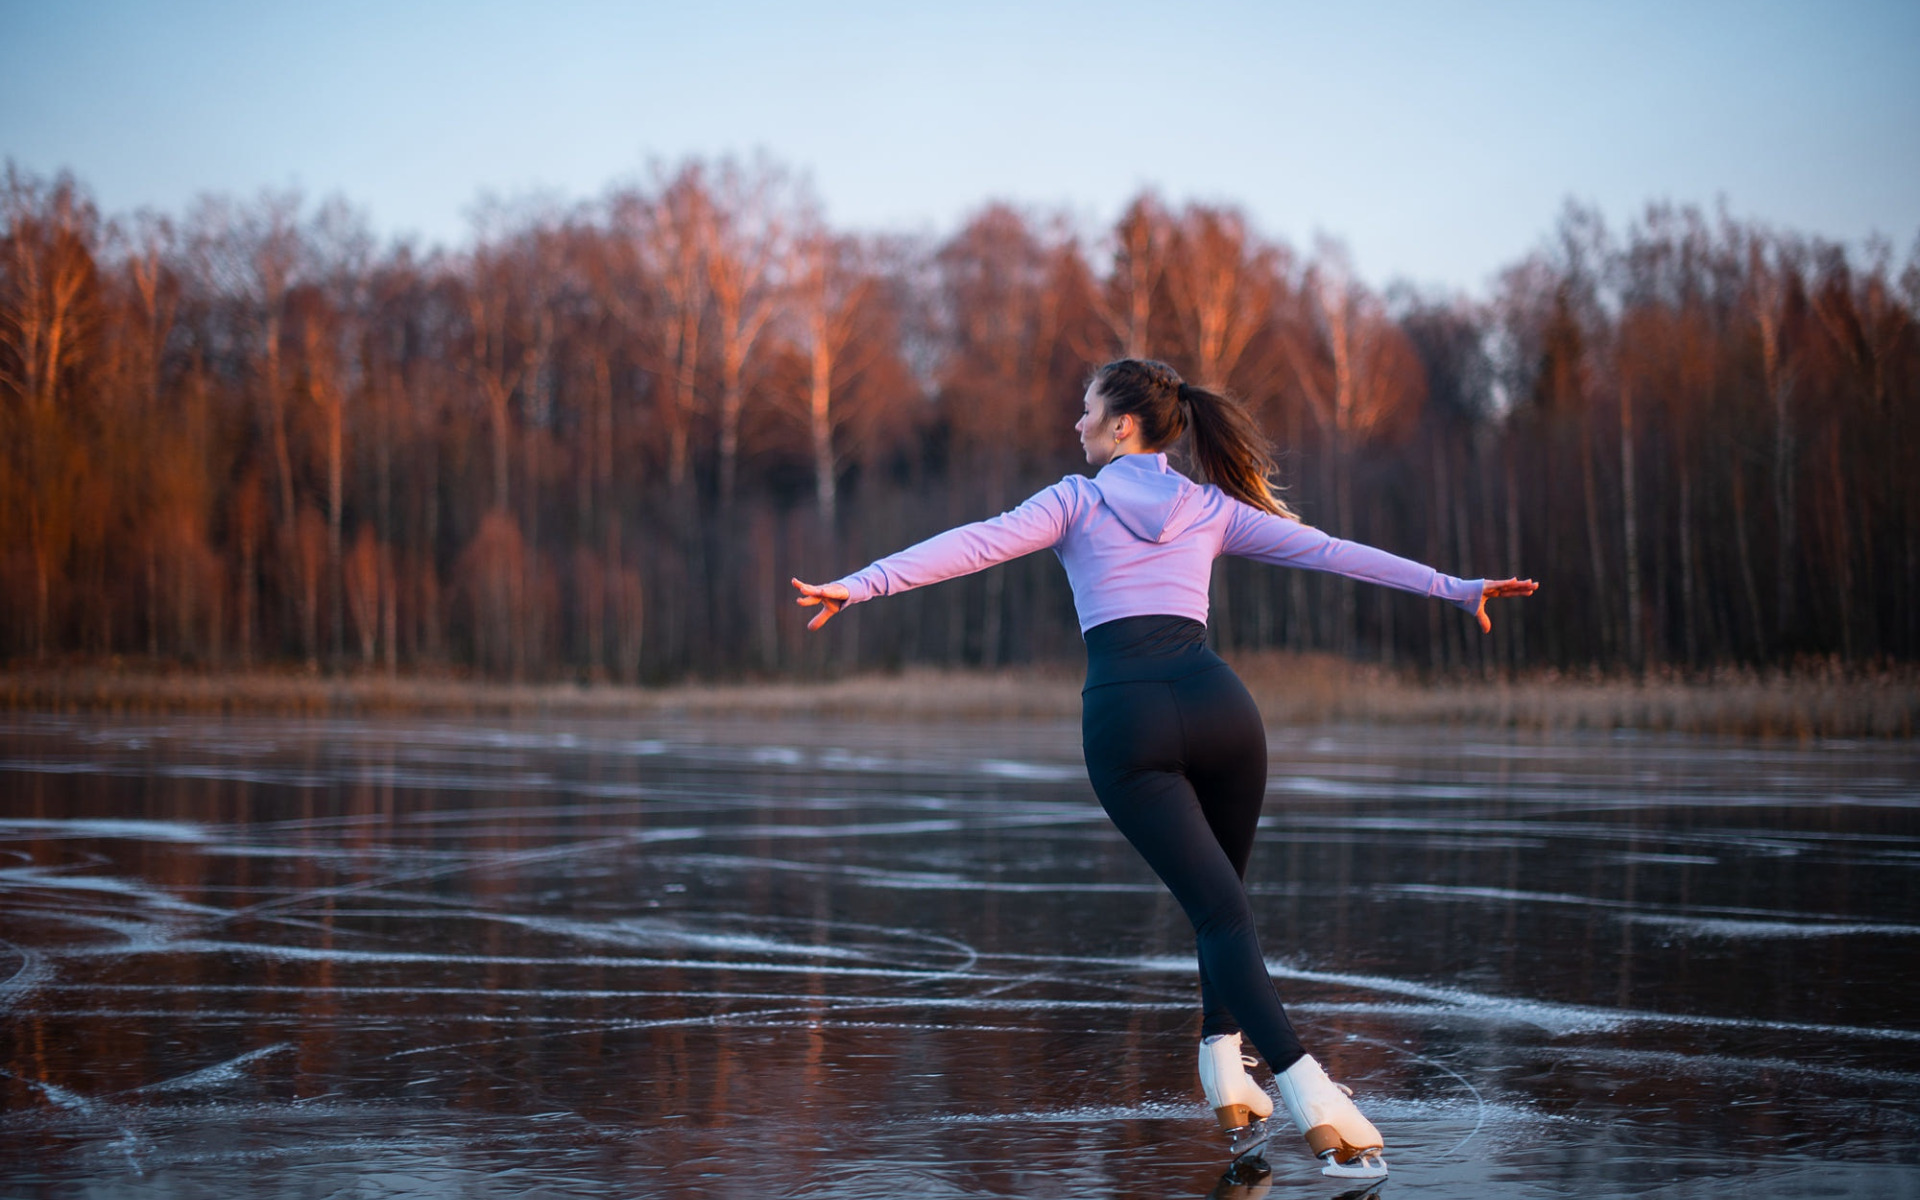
top-left (0, 658), bottom-right (1912, 739)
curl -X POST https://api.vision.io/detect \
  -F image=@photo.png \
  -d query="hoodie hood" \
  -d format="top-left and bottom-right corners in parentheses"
top-left (1091, 453), bottom-right (1206, 544)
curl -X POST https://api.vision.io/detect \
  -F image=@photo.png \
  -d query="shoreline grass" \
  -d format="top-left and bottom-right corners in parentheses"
top-left (0, 656), bottom-right (1913, 739)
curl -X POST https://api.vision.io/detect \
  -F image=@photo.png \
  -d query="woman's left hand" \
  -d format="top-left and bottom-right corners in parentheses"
top-left (1475, 578), bottom-right (1539, 633)
top-left (791, 578), bottom-right (850, 630)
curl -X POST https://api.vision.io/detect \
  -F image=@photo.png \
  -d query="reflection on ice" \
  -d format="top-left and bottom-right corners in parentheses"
top-left (0, 714), bottom-right (1916, 1198)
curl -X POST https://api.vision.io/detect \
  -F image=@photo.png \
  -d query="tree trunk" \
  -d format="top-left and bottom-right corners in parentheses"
top-left (1333, 434), bottom-right (1355, 655)
top-left (810, 332), bottom-right (836, 527)
top-left (1619, 384), bottom-right (1643, 672)
top-left (265, 315), bottom-right (296, 525)
top-left (1677, 448), bottom-right (1698, 667)
top-left (327, 395), bottom-right (344, 666)
top-left (1502, 432), bottom-right (1523, 673)
top-left (1580, 418), bottom-right (1611, 662)
top-left (1731, 467), bottom-right (1765, 658)
top-left (487, 381), bottom-right (511, 512)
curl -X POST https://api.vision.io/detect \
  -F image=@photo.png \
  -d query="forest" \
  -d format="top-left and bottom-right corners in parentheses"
top-left (2, 158), bottom-right (1917, 682)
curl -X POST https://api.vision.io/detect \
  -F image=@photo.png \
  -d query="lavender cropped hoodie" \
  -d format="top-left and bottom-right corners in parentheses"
top-left (831, 452), bottom-right (1485, 633)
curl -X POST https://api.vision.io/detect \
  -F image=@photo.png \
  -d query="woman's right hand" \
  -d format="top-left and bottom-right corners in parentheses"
top-left (791, 578), bottom-right (850, 631)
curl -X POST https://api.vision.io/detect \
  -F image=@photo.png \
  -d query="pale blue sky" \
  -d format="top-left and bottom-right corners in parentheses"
top-left (3, 0), bottom-right (1916, 292)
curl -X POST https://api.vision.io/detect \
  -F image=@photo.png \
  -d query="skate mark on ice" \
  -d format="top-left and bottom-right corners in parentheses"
top-left (49, 940), bottom-right (992, 982)
top-left (0, 817), bottom-right (214, 843)
top-left (0, 1067), bottom-right (153, 1177)
top-left (183, 825), bottom-right (709, 928)
top-left (467, 911), bottom-right (982, 975)
top-left (20, 994), bottom-right (1206, 1023)
top-left (0, 865), bottom-right (229, 916)
top-left (1386, 884), bottom-right (1920, 937)
top-left (1618, 913), bottom-right (1920, 939)
top-left (1347, 1033), bottom-right (1489, 1160)
top-left (1540, 1045), bottom-right (1920, 1088)
top-left (1092, 953), bottom-right (1920, 1043)
top-left (651, 850), bottom-right (1164, 894)
top-left (928, 1098), bottom-right (1205, 1124)
top-left (33, 983), bottom-right (1206, 1021)
top-left (0, 938), bottom-right (52, 1015)
top-left (0, 1068), bottom-right (104, 1117)
top-left (131, 1044), bottom-right (292, 1094)
top-left (384, 1004), bottom-right (829, 1059)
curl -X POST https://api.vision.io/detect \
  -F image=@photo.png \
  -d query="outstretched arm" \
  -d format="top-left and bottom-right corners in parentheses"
top-left (793, 481), bottom-right (1078, 630)
top-left (1222, 502), bottom-right (1537, 630)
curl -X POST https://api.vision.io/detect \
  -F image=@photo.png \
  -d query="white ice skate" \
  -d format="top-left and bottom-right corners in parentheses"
top-left (1198, 1033), bottom-right (1276, 1161)
top-left (1274, 1053), bottom-right (1388, 1178)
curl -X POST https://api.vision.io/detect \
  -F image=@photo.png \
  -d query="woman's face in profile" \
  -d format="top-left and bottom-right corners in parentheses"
top-left (1077, 384), bottom-right (1117, 466)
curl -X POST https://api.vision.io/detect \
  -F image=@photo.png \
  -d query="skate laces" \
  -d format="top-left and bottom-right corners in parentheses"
top-left (1240, 1052), bottom-right (1258, 1072)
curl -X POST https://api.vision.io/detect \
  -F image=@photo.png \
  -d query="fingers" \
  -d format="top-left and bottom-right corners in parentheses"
top-left (806, 598), bottom-right (842, 630)
top-left (790, 578), bottom-right (848, 602)
top-left (792, 577), bottom-right (843, 630)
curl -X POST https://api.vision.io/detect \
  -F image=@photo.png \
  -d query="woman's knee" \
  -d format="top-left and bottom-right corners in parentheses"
top-left (1188, 890), bottom-right (1258, 941)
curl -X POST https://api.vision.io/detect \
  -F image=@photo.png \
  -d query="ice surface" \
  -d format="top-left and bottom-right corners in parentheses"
top-left (1, 713), bottom-right (1916, 1198)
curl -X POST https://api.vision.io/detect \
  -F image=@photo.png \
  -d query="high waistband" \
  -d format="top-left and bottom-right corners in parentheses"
top-left (1082, 614), bottom-right (1226, 691)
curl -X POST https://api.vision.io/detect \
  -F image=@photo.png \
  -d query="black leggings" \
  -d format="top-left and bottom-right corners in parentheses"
top-left (1080, 615), bottom-right (1306, 1074)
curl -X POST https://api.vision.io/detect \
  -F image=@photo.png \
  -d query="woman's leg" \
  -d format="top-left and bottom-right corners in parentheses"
top-left (1179, 665), bottom-right (1272, 1042)
top-left (1082, 672), bottom-right (1305, 1073)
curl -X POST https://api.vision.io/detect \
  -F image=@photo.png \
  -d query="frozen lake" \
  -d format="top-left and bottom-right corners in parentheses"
top-left (1, 713), bottom-right (1917, 1198)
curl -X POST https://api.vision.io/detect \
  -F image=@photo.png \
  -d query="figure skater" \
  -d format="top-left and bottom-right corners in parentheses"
top-left (791, 358), bottom-right (1537, 1177)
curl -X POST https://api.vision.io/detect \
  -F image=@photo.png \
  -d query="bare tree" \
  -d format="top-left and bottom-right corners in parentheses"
top-left (788, 227), bottom-right (877, 527)
top-left (1745, 234), bottom-right (1800, 636)
top-left (1095, 192), bottom-right (1170, 359)
top-left (1164, 204), bottom-right (1280, 387)
top-left (1282, 242), bottom-right (1426, 649)
top-left (704, 158), bottom-right (791, 506)
top-left (0, 168), bottom-right (100, 656)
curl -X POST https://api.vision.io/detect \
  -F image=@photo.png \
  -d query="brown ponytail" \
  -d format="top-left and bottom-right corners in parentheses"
top-left (1091, 359), bottom-right (1297, 519)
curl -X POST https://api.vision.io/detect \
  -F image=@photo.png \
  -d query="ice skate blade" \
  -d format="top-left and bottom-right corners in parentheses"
top-left (1225, 1116), bottom-right (1271, 1162)
top-left (1319, 1149), bottom-right (1388, 1179)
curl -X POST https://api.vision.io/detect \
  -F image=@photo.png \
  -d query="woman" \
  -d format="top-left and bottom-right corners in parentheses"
top-left (791, 358), bottom-right (1536, 1178)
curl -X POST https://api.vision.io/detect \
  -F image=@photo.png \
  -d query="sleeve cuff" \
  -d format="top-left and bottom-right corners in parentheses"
top-left (830, 573), bottom-right (875, 605)
top-left (1447, 577), bottom-right (1486, 614)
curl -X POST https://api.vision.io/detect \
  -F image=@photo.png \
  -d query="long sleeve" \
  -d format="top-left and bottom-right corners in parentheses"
top-left (1221, 501), bottom-right (1484, 613)
top-left (831, 480), bottom-right (1079, 605)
